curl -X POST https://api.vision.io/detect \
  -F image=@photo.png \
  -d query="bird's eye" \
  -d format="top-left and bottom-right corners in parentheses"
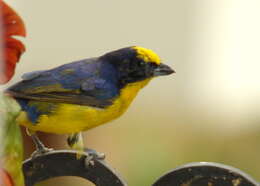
top-left (150, 63), bottom-right (158, 69)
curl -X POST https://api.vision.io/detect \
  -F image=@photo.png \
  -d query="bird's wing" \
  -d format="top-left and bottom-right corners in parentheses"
top-left (6, 62), bottom-right (119, 108)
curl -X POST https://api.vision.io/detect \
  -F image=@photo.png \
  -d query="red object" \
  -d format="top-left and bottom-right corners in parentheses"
top-left (0, 168), bottom-right (13, 186)
top-left (0, 0), bottom-right (26, 84)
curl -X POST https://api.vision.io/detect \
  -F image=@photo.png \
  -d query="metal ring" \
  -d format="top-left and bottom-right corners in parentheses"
top-left (23, 150), bottom-right (127, 186)
top-left (152, 162), bottom-right (259, 186)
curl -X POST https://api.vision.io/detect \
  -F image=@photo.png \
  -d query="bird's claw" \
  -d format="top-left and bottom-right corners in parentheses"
top-left (85, 148), bottom-right (106, 159)
top-left (85, 155), bottom-right (95, 167)
top-left (84, 148), bottom-right (105, 167)
top-left (31, 147), bottom-right (53, 159)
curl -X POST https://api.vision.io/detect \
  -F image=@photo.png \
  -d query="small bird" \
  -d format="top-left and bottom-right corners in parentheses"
top-left (6, 46), bottom-right (174, 159)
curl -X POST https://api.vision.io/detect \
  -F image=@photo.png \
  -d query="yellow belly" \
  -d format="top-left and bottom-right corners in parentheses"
top-left (17, 79), bottom-right (151, 134)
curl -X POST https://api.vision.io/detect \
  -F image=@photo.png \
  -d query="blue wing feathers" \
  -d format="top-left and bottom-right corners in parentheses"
top-left (7, 58), bottom-right (121, 119)
top-left (9, 58), bottom-right (119, 96)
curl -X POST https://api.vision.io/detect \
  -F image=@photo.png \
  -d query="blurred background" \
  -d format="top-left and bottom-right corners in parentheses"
top-left (1, 0), bottom-right (260, 185)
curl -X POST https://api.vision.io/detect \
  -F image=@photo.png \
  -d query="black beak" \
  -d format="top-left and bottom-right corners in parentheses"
top-left (153, 63), bottom-right (175, 77)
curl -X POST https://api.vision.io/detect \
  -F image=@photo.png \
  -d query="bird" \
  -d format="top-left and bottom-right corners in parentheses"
top-left (6, 46), bottom-right (174, 159)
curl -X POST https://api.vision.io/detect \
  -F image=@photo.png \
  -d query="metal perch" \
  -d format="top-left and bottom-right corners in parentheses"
top-left (23, 150), bottom-right (127, 186)
top-left (23, 150), bottom-right (259, 186)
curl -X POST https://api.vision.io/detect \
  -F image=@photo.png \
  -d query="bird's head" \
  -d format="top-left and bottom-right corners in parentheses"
top-left (100, 46), bottom-right (175, 87)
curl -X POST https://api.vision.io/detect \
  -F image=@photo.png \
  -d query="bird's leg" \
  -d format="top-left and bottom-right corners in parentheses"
top-left (26, 128), bottom-right (53, 158)
top-left (67, 132), bottom-right (84, 158)
top-left (67, 132), bottom-right (105, 166)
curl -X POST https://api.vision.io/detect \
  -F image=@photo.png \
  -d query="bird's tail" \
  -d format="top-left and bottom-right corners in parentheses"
top-left (0, 93), bottom-right (24, 186)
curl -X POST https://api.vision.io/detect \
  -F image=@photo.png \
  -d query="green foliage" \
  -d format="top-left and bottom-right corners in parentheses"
top-left (0, 93), bottom-right (24, 186)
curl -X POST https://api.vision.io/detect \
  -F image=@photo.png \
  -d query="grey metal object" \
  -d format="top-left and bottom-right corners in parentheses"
top-left (152, 162), bottom-right (259, 186)
top-left (23, 151), bottom-right (259, 186)
top-left (23, 150), bottom-right (127, 186)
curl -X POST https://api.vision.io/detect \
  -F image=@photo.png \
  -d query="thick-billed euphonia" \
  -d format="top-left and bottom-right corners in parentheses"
top-left (6, 46), bottom-right (174, 158)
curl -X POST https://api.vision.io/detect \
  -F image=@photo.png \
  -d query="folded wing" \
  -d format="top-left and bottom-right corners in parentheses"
top-left (7, 61), bottom-right (119, 108)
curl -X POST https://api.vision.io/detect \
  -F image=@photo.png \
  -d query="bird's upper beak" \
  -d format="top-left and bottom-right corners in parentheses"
top-left (153, 63), bottom-right (175, 76)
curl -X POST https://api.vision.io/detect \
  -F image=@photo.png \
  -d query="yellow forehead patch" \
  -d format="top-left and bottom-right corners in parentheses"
top-left (132, 46), bottom-right (161, 65)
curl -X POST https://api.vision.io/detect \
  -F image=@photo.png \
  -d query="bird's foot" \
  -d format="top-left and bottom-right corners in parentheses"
top-left (84, 148), bottom-right (105, 167)
top-left (85, 148), bottom-right (106, 159)
top-left (31, 147), bottom-right (53, 159)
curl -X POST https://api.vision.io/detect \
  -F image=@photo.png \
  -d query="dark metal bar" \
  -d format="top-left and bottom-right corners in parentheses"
top-left (23, 151), bottom-right (259, 186)
top-left (23, 150), bottom-right (127, 186)
top-left (152, 162), bottom-right (259, 186)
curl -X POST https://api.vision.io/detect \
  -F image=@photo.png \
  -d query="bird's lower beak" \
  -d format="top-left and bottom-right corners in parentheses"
top-left (153, 63), bottom-right (175, 76)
